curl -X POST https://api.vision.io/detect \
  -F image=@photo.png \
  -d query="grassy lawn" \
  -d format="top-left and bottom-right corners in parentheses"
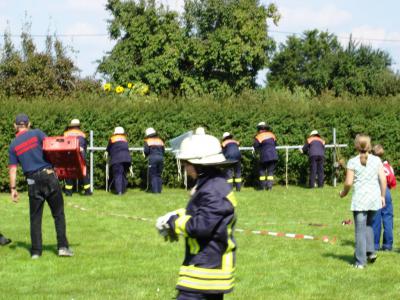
top-left (0, 186), bottom-right (399, 299)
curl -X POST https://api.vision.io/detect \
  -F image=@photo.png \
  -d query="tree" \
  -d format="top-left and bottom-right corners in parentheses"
top-left (181, 0), bottom-right (279, 96)
top-left (268, 29), bottom-right (400, 96)
top-left (0, 26), bottom-right (90, 98)
top-left (98, 0), bottom-right (280, 96)
top-left (97, 0), bottom-right (185, 95)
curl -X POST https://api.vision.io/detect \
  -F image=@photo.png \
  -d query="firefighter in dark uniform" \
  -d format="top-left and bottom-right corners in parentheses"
top-left (144, 127), bottom-right (165, 193)
top-left (106, 126), bottom-right (132, 195)
top-left (0, 233), bottom-right (11, 246)
top-left (63, 119), bottom-right (92, 196)
top-left (8, 113), bottom-right (73, 258)
top-left (221, 132), bottom-right (242, 191)
top-left (301, 130), bottom-right (325, 188)
top-left (156, 131), bottom-right (237, 300)
top-left (253, 122), bottom-right (278, 190)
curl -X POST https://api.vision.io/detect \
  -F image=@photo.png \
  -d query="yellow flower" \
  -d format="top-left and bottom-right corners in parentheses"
top-left (115, 86), bottom-right (124, 94)
top-left (127, 82), bottom-right (134, 89)
top-left (103, 83), bottom-right (111, 92)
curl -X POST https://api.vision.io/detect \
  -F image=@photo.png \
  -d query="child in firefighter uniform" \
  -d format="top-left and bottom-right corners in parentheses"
top-left (253, 122), bottom-right (278, 190)
top-left (372, 144), bottom-right (396, 251)
top-left (301, 130), bottom-right (325, 188)
top-left (63, 119), bottom-right (92, 196)
top-left (106, 127), bottom-right (132, 195)
top-left (221, 132), bottom-right (242, 191)
top-left (156, 131), bottom-right (237, 300)
top-left (144, 128), bottom-right (165, 193)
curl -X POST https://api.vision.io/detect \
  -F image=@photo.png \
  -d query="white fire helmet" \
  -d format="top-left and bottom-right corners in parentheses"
top-left (145, 127), bottom-right (156, 137)
top-left (310, 130), bottom-right (319, 136)
top-left (69, 119), bottom-right (80, 127)
top-left (177, 132), bottom-right (228, 165)
top-left (222, 132), bottom-right (232, 139)
top-left (113, 126), bottom-right (125, 135)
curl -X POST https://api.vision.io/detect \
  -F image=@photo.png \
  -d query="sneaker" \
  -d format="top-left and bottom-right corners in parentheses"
top-left (58, 247), bottom-right (74, 257)
top-left (31, 254), bottom-right (41, 260)
top-left (0, 235), bottom-right (11, 246)
top-left (367, 254), bottom-right (377, 263)
top-left (353, 264), bottom-right (365, 269)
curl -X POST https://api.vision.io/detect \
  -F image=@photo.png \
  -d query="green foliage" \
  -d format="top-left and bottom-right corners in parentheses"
top-left (269, 30), bottom-right (400, 96)
top-left (1, 92), bottom-right (400, 191)
top-left (0, 27), bottom-right (100, 98)
top-left (98, 0), bottom-right (279, 96)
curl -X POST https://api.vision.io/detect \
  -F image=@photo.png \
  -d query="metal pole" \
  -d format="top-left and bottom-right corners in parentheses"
top-left (285, 147), bottom-right (289, 188)
top-left (333, 128), bottom-right (337, 187)
top-left (90, 130), bottom-right (94, 192)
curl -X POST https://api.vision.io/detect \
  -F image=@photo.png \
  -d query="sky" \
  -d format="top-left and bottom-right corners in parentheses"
top-left (1, 0), bottom-right (400, 85)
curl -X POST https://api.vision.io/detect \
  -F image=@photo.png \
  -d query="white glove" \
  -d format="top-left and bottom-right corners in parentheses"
top-left (155, 211), bottom-right (177, 232)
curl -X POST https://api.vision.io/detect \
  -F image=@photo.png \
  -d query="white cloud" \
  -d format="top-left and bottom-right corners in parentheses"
top-left (66, 0), bottom-right (107, 12)
top-left (278, 4), bottom-right (352, 30)
top-left (64, 22), bottom-right (98, 36)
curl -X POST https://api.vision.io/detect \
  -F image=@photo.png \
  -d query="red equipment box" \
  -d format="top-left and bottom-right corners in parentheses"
top-left (43, 136), bottom-right (87, 179)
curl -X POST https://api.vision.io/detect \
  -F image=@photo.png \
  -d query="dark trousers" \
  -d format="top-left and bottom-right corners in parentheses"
top-left (65, 173), bottom-right (90, 194)
top-left (372, 188), bottom-right (393, 250)
top-left (309, 156), bottom-right (324, 188)
top-left (225, 162), bottom-right (242, 191)
top-left (177, 291), bottom-right (223, 300)
top-left (27, 170), bottom-right (69, 255)
top-left (259, 161), bottom-right (277, 190)
top-left (111, 163), bottom-right (130, 194)
top-left (149, 156), bottom-right (163, 193)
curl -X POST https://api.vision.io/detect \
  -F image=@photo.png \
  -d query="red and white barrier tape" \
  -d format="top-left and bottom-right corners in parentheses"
top-left (67, 202), bottom-right (336, 244)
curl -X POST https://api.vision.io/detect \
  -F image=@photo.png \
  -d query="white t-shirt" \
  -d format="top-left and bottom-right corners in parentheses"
top-left (347, 154), bottom-right (383, 211)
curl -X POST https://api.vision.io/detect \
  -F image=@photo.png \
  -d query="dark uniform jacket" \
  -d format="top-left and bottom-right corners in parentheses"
top-left (64, 128), bottom-right (87, 159)
top-left (302, 136), bottom-right (325, 157)
top-left (144, 136), bottom-right (165, 158)
top-left (222, 139), bottom-right (241, 161)
top-left (168, 170), bottom-right (237, 294)
top-left (253, 131), bottom-right (278, 162)
top-left (106, 134), bottom-right (132, 166)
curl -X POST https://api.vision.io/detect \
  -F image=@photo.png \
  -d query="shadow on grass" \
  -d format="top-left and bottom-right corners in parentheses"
top-left (323, 253), bottom-right (354, 264)
top-left (9, 241), bottom-right (79, 255)
top-left (339, 239), bottom-right (354, 247)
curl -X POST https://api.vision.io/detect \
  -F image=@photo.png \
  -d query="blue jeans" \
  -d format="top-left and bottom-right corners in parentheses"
top-left (353, 211), bottom-right (376, 266)
top-left (372, 188), bottom-right (393, 250)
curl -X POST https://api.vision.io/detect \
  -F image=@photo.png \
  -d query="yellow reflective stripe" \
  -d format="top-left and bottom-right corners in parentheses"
top-left (259, 176), bottom-right (266, 180)
top-left (227, 178), bottom-right (234, 183)
top-left (267, 176), bottom-right (274, 180)
top-left (65, 185), bottom-right (73, 190)
top-left (175, 215), bottom-right (191, 236)
top-left (174, 208), bottom-right (186, 217)
top-left (83, 184), bottom-right (91, 189)
top-left (177, 276), bottom-right (234, 291)
top-left (180, 265), bottom-right (235, 276)
top-left (188, 237), bottom-right (200, 255)
top-left (226, 192), bottom-right (237, 207)
top-left (234, 178), bottom-right (242, 183)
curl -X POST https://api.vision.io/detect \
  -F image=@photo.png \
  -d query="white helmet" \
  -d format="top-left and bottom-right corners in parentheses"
top-left (145, 127), bottom-right (156, 137)
top-left (69, 119), bottom-right (80, 127)
top-left (195, 127), bottom-right (206, 135)
top-left (222, 132), bottom-right (232, 139)
top-left (177, 133), bottom-right (228, 165)
top-left (113, 126), bottom-right (125, 135)
top-left (310, 130), bottom-right (319, 136)
top-left (257, 122), bottom-right (266, 127)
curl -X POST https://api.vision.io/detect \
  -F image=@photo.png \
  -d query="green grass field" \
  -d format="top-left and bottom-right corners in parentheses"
top-left (1, 186), bottom-right (399, 299)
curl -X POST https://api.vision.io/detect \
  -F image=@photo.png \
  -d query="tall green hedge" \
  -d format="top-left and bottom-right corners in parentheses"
top-left (1, 91), bottom-right (399, 191)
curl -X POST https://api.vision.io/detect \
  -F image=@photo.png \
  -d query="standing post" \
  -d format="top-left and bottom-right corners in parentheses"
top-left (285, 147), bottom-right (289, 188)
top-left (90, 130), bottom-right (94, 192)
top-left (332, 128), bottom-right (337, 187)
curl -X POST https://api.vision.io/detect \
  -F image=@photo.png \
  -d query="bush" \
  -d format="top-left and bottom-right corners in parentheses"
top-left (1, 91), bottom-right (399, 191)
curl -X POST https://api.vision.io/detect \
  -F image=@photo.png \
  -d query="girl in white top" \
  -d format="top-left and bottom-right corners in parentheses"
top-left (339, 134), bottom-right (386, 269)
